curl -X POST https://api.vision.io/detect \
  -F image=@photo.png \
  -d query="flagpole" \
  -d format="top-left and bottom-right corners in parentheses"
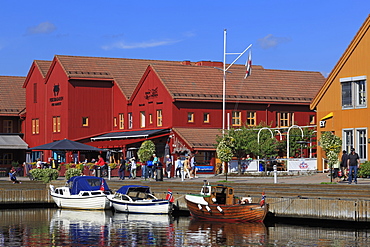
top-left (222, 29), bottom-right (252, 135)
top-left (222, 29), bottom-right (227, 134)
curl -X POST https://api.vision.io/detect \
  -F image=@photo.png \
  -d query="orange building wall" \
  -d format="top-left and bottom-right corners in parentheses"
top-left (315, 17), bottom-right (370, 170)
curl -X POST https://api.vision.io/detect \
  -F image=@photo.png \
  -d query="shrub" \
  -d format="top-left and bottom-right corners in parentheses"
top-left (65, 168), bottom-right (83, 180)
top-left (358, 161), bottom-right (370, 178)
top-left (30, 168), bottom-right (59, 183)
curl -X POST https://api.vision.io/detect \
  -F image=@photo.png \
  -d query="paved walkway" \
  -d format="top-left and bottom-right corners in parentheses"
top-left (2, 171), bottom-right (369, 185)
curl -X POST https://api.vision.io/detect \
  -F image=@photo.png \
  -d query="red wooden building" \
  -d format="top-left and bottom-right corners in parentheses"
top-left (23, 55), bottom-right (325, 169)
top-left (0, 76), bottom-right (27, 170)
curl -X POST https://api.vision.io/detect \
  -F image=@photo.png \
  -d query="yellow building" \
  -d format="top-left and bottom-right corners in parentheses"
top-left (311, 15), bottom-right (370, 171)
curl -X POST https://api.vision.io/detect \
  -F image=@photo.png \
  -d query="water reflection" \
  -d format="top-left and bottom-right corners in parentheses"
top-left (187, 220), bottom-right (267, 246)
top-left (50, 209), bottom-right (113, 246)
top-left (1, 208), bottom-right (370, 246)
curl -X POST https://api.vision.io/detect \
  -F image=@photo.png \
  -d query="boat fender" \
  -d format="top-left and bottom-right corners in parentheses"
top-left (198, 204), bottom-right (202, 211)
top-left (205, 206), bottom-right (211, 212)
top-left (49, 185), bottom-right (55, 193)
top-left (217, 206), bottom-right (223, 214)
top-left (212, 198), bottom-right (217, 203)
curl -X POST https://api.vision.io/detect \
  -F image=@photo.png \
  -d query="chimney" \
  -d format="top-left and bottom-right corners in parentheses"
top-left (195, 61), bottom-right (223, 67)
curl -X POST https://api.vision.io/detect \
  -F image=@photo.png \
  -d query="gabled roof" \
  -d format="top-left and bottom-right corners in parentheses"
top-left (34, 60), bottom-right (52, 77)
top-left (173, 127), bottom-right (220, 150)
top-left (150, 63), bottom-right (324, 104)
top-left (55, 55), bottom-right (180, 100)
top-left (0, 76), bottom-right (26, 116)
top-left (311, 15), bottom-right (370, 109)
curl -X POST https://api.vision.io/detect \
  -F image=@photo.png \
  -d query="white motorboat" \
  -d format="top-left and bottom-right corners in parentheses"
top-left (107, 185), bottom-right (173, 214)
top-left (49, 176), bottom-right (112, 210)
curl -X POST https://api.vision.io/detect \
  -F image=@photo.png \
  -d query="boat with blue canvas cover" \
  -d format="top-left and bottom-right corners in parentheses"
top-left (107, 185), bottom-right (173, 214)
top-left (49, 176), bottom-right (112, 210)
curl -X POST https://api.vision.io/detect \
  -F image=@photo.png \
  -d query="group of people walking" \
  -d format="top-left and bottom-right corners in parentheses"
top-left (117, 153), bottom-right (197, 181)
top-left (333, 148), bottom-right (360, 184)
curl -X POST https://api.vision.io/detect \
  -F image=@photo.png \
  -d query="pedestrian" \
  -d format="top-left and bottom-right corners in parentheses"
top-left (130, 157), bottom-right (137, 179)
top-left (189, 155), bottom-right (198, 178)
top-left (165, 155), bottom-right (172, 178)
top-left (147, 159), bottom-right (154, 178)
top-left (9, 168), bottom-right (21, 184)
top-left (175, 157), bottom-right (183, 178)
top-left (36, 158), bottom-right (42, 169)
top-left (50, 157), bottom-right (59, 170)
top-left (183, 156), bottom-right (192, 179)
top-left (340, 150), bottom-right (348, 181)
top-left (347, 148), bottom-right (360, 184)
top-left (95, 155), bottom-right (105, 177)
top-left (126, 158), bottom-right (132, 179)
top-left (152, 154), bottom-right (158, 178)
top-left (119, 156), bottom-right (126, 180)
top-left (333, 160), bottom-right (340, 183)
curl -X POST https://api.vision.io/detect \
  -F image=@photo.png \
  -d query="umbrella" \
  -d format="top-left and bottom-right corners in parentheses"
top-left (28, 138), bottom-right (103, 152)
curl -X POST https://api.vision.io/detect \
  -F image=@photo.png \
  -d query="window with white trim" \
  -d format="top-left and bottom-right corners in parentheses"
top-left (128, 113), bottom-right (133, 129)
top-left (341, 76), bottom-right (367, 109)
top-left (140, 111), bottom-right (145, 128)
top-left (342, 128), bottom-right (367, 160)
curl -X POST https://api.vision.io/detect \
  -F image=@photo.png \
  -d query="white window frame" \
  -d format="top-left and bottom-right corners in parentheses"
top-left (128, 113), bottom-right (133, 129)
top-left (342, 128), bottom-right (367, 160)
top-left (340, 76), bottom-right (367, 109)
top-left (140, 111), bottom-right (146, 128)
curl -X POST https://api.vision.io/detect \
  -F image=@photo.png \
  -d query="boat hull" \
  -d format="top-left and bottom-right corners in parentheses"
top-left (108, 197), bottom-right (171, 214)
top-left (185, 195), bottom-right (268, 222)
top-left (50, 193), bottom-right (111, 210)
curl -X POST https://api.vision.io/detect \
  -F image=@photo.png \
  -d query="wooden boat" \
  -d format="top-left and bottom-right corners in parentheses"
top-left (49, 176), bottom-right (112, 210)
top-left (185, 181), bottom-right (268, 222)
top-left (107, 185), bottom-right (173, 214)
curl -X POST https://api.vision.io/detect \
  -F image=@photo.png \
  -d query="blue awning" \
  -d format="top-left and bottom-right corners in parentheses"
top-left (91, 129), bottom-right (170, 141)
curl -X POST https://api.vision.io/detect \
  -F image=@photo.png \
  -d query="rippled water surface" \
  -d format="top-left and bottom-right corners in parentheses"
top-left (1, 208), bottom-right (369, 246)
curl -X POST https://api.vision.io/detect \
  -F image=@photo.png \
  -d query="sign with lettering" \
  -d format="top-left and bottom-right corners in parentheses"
top-left (320, 120), bottom-right (326, 128)
top-left (144, 87), bottom-right (158, 100)
top-left (50, 84), bottom-right (63, 106)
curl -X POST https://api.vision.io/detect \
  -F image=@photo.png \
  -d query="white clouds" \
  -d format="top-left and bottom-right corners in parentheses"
top-left (257, 34), bottom-right (291, 49)
top-left (26, 21), bottom-right (57, 35)
top-left (102, 39), bottom-right (180, 50)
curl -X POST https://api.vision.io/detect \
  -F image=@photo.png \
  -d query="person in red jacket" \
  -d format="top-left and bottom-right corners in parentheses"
top-left (95, 155), bottom-right (106, 177)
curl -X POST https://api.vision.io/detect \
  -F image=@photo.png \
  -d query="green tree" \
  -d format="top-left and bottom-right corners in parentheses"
top-left (217, 124), bottom-right (280, 174)
top-left (137, 140), bottom-right (156, 163)
top-left (319, 131), bottom-right (342, 168)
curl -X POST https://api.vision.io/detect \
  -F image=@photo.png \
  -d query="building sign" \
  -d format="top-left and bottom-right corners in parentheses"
top-left (320, 120), bottom-right (326, 128)
top-left (144, 87), bottom-right (158, 100)
top-left (50, 84), bottom-right (63, 106)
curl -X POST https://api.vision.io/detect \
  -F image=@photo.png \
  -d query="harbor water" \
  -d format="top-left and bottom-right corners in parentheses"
top-left (1, 208), bottom-right (369, 246)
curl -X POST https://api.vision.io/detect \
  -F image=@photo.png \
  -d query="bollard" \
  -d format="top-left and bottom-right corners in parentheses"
top-left (108, 166), bottom-right (111, 180)
top-left (273, 164), bottom-right (278, 183)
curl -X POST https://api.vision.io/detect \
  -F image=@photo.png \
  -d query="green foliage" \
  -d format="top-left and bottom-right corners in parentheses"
top-left (287, 127), bottom-right (316, 157)
top-left (65, 168), bottom-right (83, 180)
top-left (216, 137), bottom-right (234, 163)
top-left (319, 131), bottom-right (342, 167)
top-left (358, 161), bottom-right (370, 178)
top-left (30, 168), bottom-right (59, 183)
top-left (137, 140), bottom-right (156, 163)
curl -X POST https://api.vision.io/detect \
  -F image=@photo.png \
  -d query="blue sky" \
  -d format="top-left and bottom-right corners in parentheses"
top-left (0, 1), bottom-right (369, 77)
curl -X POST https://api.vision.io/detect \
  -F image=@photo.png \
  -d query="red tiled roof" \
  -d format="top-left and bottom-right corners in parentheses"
top-left (0, 76), bottom-right (26, 116)
top-left (173, 127), bottom-right (221, 150)
top-left (34, 60), bottom-right (52, 78)
top-left (152, 64), bottom-right (325, 104)
top-left (55, 55), bottom-right (180, 99)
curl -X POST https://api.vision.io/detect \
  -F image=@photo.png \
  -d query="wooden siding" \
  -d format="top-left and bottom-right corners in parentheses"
top-left (314, 16), bottom-right (370, 170)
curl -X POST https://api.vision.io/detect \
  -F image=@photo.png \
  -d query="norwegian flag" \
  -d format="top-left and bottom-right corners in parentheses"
top-left (165, 189), bottom-right (174, 203)
top-left (260, 191), bottom-right (265, 207)
top-left (244, 50), bottom-right (252, 79)
top-left (100, 179), bottom-right (105, 191)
